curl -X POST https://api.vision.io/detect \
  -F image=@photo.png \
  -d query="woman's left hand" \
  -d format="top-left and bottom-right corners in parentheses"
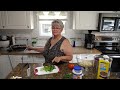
top-left (52, 57), bottom-right (61, 63)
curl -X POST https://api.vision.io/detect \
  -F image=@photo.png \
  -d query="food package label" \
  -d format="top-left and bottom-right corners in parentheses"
top-left (97, 59), bottom-right (110, 79)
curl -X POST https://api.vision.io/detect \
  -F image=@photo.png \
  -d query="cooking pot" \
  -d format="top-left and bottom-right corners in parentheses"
top-left (0, 40), bottom-right (10, 48)
top-left (0, 35), bottom-right (7, 40)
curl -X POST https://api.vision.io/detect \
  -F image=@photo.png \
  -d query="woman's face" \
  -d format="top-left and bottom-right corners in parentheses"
top-left (52, 23), bottom-right (63, 36)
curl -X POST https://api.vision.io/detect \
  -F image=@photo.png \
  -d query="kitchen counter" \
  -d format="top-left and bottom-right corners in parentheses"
top-left (0, 46), bottom-right (102, 55)
top-left (6, 62), bottom-right (118, 79)
top-left (73, 47), bottom-right (102, 54)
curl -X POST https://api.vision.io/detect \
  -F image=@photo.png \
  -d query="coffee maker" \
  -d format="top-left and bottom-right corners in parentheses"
top-left (84, 30), bottom-right (95, 49)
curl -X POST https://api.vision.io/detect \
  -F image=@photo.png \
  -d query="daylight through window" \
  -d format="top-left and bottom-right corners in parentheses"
top-left (38, 11), bottom-right (68, 36)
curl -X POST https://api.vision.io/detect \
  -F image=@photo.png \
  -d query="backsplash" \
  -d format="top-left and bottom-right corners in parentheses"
top-left (0, 11), bottom-right (120, 47)
top-left (0, 29), bottom-right (120, 47)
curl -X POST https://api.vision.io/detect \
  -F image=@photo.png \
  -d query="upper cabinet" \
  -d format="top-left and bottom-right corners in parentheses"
top-left (73, 11), bottom-right (99, 30)
top-left (0, 11), bottom-right (34, 29)
top-left (0, 11), bottom-right (4, 29)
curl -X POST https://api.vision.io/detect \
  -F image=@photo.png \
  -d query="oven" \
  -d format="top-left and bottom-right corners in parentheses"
top-left (108, 54), bottom-right (120, 72)
top-left (95, 37), bottom-right (120, 72)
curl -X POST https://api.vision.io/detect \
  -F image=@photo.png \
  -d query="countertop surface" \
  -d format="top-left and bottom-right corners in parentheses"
top-left (0, 46), bottom-right (102, 55)
top-left (73, 47), bottom-right (102, 54)
top-left (6, 63), bottom-right (118, 79)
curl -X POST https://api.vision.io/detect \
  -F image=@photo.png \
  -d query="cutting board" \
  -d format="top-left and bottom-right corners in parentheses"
top-left (34, 65), bottom-right (59, 75)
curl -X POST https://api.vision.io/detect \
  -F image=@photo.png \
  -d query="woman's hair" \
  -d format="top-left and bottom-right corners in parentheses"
top-left (52, 19), bottom-right (64, 29)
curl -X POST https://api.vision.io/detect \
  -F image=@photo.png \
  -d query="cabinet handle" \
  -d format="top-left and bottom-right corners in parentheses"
top-left (3, 26), bottom-right (5, 28)
top-left (27, 26), bottom-right (29, 28)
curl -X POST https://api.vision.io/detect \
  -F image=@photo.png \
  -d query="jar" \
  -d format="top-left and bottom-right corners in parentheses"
top-left (74, 65), bottom-right (81, 73)
top-left (73, 73), bottom-right (83, 79)
top-left (72, 65), bottom-right (84, 79)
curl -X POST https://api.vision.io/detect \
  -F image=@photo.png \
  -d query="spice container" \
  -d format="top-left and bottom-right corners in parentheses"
top-left (73, 65), bottom-right (81, 73)
top-left (72, 65), bottom-right (83, 79)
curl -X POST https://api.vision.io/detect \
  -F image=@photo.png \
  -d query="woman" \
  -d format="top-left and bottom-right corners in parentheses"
top-left (27, 19), bottom-right (73, 64)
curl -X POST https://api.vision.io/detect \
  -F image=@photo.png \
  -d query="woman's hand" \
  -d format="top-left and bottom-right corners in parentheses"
top-left (52, 56), bottom-right (61, 63)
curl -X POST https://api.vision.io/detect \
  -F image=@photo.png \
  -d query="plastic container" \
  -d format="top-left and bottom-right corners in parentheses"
top-left (73, 65), bottom-right (81, 73)
top-left (72, 65), bottom-right (83, 79)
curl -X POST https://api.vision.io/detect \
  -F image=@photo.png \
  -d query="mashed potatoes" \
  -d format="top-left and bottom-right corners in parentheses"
top-left (78, 60), bottom-right (93, 67)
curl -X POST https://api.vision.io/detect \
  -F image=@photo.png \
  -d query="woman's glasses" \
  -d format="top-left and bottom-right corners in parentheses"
top-left (52, 27), bottom-right (61, 29)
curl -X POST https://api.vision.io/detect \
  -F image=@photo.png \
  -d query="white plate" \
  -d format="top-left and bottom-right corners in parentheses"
top-left (34, 65), bottom-right (59, 75)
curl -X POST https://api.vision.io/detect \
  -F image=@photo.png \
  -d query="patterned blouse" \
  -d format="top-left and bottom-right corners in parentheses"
top-left (42, 36), bottom-right (66, 64)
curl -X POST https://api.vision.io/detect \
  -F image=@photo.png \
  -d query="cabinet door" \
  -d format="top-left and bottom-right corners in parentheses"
top-left (3, 11), bottom-right (34, 29)
top-left (0, 12), bottom-right (4, 29)
top-left (0, 55), bottom-right (12, 79)
top-left (9, 55), bottom-right (22, 68)
top-left (32, 55), bottom-right (45, 63)
top-left (22, 55), bottom-right (33, 63)
top-left (73, 11), bottom-right (98, 30)
top-left (9, 55), bottom-right (34, 68)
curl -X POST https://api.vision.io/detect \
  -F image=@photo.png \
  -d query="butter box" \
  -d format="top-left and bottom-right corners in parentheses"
top-left (94, 55), bottom-right (112, 79)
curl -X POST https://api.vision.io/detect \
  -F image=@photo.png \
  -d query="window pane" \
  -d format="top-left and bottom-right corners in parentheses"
top-left (38, 11), bottom-right (67, 36)
top-left (39, 21), bottom-right (52, 36)
top-left (38, 11), bottom-right (67, 19)
top-left (39, 21), bottom-right (66, 36)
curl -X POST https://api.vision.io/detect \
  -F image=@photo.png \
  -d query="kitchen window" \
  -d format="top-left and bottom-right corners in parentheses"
top-left (38, 11), bottom-right (68, 36)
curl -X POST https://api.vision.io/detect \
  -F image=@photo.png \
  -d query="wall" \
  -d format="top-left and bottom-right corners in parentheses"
top-left (0, 11), bottom-right (120, 47)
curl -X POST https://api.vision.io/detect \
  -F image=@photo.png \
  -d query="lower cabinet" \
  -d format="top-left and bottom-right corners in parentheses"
top-left (32, 55), bottom-right (45, 63)
top-left (0, 55), bottom-right (45, 79)
top-left (0, 55), bottom-right (12, 79)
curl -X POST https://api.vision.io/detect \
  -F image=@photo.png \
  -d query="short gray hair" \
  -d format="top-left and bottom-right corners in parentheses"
top-left (52, 19), bottom-right (64, 29)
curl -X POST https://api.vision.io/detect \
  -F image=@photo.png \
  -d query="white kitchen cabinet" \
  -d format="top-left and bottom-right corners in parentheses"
top-left (32, 55), bottom-right (45, 63)
top-left (73, 11), bottom-right (99, 30)
top-left (9, 55), bottom-right (22, 69)
top-left (22, 55), bottom-right (34, 63)
top-left (0, 55), bottom-right (12, 79)
top-left (10, 55), bottom-right (34, 65)
top-left (0, 11), bottom-right (34, 29)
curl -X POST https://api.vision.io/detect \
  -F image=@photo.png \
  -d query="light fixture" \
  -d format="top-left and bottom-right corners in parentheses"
top-left (48, 11), bottom-right (55, 16)
top-left (60, 11), bottom-right (67, 16)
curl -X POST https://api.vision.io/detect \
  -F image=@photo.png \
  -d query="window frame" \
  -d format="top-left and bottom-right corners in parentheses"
top-left (37, 11), bottom-right (68, 37)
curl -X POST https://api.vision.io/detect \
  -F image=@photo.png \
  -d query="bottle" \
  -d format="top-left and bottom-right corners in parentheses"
top-left (27, 65), bottom-right (31, 77)
top-left (12, 36), bottom-right (15, 45)
top-left (73, 40), bottom-right (76, 47)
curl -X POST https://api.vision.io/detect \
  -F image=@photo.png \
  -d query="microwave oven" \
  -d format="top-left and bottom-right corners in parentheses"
top-left (98, 13), bottom-right (120, 32)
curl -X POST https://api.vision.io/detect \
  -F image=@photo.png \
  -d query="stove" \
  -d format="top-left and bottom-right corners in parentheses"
top-left (95, 38), bottom-right (120, 72)
top-left (95, 46), bottom-right (120, 54)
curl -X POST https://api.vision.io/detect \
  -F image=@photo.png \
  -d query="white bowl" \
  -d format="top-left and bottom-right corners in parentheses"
top-left (0, 40), bottom-right (10, 48)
